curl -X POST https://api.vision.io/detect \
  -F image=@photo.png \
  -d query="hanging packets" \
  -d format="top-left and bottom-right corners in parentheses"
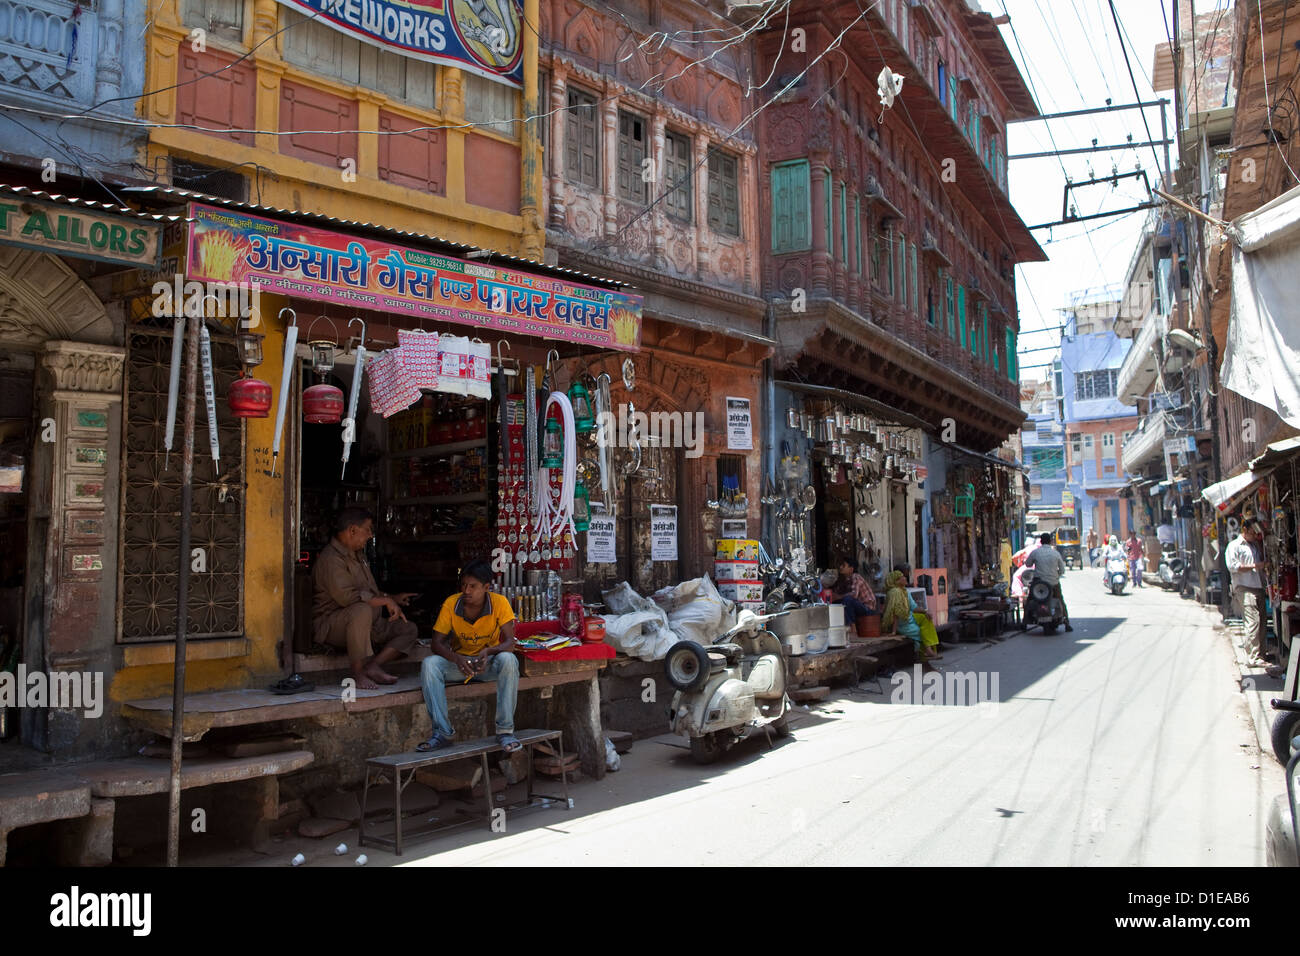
top-left (397, 328), bottom-right (440, 390)
top-left (437, 334), bottom-right (471, 396)
top-left (466, 338), bottom-right (491, 400)
top-left (366, 348), bottom-right (421, 418)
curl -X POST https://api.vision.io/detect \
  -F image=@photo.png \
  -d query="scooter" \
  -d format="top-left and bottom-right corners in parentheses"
top-left (1020, 571), bottom-right (1065, 634)
top-left (663, 610), bottom-right (792, 764)
top-left (1157, 546), bottom-right (1190, 593)
top-left (1104, 554), bottom-right (1128, 595)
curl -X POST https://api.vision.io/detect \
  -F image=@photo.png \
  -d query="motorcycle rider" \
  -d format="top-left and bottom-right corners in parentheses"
top-left (1025, 532), bottom-right (1073, 632)
top-left (1100, 534), bottom-right (1124, 585)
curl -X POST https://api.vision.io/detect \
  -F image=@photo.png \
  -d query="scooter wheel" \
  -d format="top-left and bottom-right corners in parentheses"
top-left (1271, 710), bottom-right (1300, 765)
top-left (665, 641), bottom-right (712, 692)
top-left (771, 714), bottom-right (792, 738)
top-left (689, 733), bottom-right (724, 764)
top-left (1042, 623), bottom-right (1057, 635)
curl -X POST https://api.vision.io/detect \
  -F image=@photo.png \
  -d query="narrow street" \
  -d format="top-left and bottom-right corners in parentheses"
top-left (251, 576), bottom-right (1283, 868)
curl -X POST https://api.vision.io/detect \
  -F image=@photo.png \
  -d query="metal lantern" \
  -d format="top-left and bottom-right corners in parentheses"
top-left (310, 339), bottom-right (337, 376)
top-left (228, 330), bottom-right (272, 418)
top-left (542, 414), bottom-right (563, 468)
top-left (574, 478), bottom-right (591, 531)
top-left (237, 330), bottom-right (265, 370)
top-left (569, 379), bottom-right (594, 433)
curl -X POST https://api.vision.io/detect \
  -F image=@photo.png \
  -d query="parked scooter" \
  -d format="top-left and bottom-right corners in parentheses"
top-left (1157, 545), bottom-right (1190, 592)
top-left (664, 610), bottom-right (792, 764)
top-left (1104, 553), bottom-right (1128, 595)
top-left (1020, 571), bottom-right (1065, 634)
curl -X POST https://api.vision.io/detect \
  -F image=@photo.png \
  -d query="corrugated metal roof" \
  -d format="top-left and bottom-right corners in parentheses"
top-left (121, 184), bottom-right (629, 290)
top-left (0, 182), bottom-right (188, 223)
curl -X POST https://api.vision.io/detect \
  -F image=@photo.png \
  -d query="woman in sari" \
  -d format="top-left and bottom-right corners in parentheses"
top-left (881, 570), bottom-right (940, 661)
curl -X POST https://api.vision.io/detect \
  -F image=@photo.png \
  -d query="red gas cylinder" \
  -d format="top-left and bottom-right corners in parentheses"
top-left (303, 383), bottom-right (345, 424)
top-left (228, 377), bottom-right (272, 418)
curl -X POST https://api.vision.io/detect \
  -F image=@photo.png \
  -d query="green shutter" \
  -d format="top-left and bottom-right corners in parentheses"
top-left (909, 243), bottom-right (918, 311)
top-left (1006, 327), bottom-right (1017, 380)
top-left (855, 196), bottom-right (862, 274)
top-left (897, 233), bottom-right (906, 301)
top-left (771, 160), bottom-right (810, 254)
top-left (957, 285), bottom-right (966, 345)
top-left (839, 183), bottom-right (848, 263)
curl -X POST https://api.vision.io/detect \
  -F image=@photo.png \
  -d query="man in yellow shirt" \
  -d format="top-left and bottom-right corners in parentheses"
top-left (418, 559), bottom-right (521, 753)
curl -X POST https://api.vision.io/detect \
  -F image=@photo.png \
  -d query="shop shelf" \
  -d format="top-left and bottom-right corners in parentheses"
top-left (390, 493), bottom-right (488, 505)
top-left (388, 439), bottom-right (488, 459)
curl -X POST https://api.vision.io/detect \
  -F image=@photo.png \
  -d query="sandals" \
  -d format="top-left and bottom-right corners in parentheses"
top-left (269, 673), bottom-right (315, 695)
top-left (416, 732), bottom-right (455, 752)
top-left (498, 734), bottom-right (523, 754)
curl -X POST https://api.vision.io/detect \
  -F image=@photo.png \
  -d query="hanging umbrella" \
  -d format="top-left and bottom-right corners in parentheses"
top-left (341, 317), bottom-right (367, 479)
top-left (163, 312), bottom-right (185, 470)
top-left (269, 309), bottom-right (298, 478)
top-left (197, 302), bottom-right (221, 480)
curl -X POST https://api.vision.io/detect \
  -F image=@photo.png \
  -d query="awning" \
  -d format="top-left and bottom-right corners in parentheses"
top-left (1201, 470), bottom-right (1263, 512)
top-left (1222, 182), bottom-right (1300, 430)
top-left (775, 379), bottom-right (931, 431)
top-left (1248, 435), bottom-right (1300, 472)
top-left (937, 441), bottom-right (1028, 472)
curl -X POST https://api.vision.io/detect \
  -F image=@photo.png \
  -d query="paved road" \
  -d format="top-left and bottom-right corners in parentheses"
top-left (268, 574), bottom-right (1285, 867)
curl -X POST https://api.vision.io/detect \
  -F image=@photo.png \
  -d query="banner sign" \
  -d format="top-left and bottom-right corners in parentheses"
top-left (726, 397), bottom-right (752, 450)
top-left (185, 203), bottom-right (641, 350)
top-left (276, 0), bottom-right (524, 87)
top-left (1061, 490), bottom-right (1075, 516)
top-left (650, 505), bottom-right (678, 562)
top-left (0, 196), bottom-right (161, 268)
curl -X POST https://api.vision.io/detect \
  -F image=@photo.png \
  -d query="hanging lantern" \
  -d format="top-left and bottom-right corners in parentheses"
top-left (573, 478), bottom-right (591, 531)
top-left (569, 379), bottom-right (594, 433)
top-left (303, 383), bottom-right (345, 424)
top-left (542, 414), bottom-right (563, 468)
top-left (310, 339), bottom-right (337, 377)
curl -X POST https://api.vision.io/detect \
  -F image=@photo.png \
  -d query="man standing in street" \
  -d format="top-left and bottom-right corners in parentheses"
top-left (1125, 529), bottom-right (1145, 587)
top-left (1226, 519), bottom-right (1270, 668)
top-left (313, 507), bottom-right (420, 689)
top-left (1086, 527), bottom-right (1099, 567)
top-left (1025, 532), bottom-right (1073, 632)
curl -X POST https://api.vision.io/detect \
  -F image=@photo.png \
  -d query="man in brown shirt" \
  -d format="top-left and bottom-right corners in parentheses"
top-left (313, 507), bottom-right (419, 689)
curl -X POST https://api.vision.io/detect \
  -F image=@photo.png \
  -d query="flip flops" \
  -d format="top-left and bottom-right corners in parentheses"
top-left (498, 734), bottom-right (523, 754)
top-left (416, 732), bottom-right (454, 752)
top-left (269, 674), bottom-right (315, 695)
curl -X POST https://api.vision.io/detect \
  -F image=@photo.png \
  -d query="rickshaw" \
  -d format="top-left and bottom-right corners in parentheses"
top-left (1054, 525), bottom-right (1081, 569)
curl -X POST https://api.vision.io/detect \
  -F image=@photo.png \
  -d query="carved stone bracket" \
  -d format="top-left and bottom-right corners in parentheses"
top-left (42, 341), bottom-right (126, 396)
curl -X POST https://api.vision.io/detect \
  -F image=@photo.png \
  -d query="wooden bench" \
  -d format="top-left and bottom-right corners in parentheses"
top-left (358, 728), bottom-right (570, 855)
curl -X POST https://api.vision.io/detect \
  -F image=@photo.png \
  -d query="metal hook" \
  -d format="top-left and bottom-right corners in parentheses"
top-left (495, 340), bottom-right (517, 376)
top-left (279, 307), bottom-right (298, 328)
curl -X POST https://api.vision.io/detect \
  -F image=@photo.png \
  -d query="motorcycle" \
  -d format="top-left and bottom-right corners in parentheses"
top-left (1157, 545), bottom-right (1190, 593)
top-left (1104, 554), bottom-right (1128, 595)
top-left (1020, 571), bottom-right (1065, 634)
top-left (663, 610), bottom-right (792, 764)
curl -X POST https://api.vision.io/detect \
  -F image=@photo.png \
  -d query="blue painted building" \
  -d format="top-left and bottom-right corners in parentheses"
top-left (1061, 329), bottom-right (1140, 540)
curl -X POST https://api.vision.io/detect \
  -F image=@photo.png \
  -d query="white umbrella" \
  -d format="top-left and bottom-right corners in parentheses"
top-left (198, 323), bottom-right (220, 479)
top-left (163, 313), bottom-right (185, 470)
top-left (270, 308), bottom-right (298, 478)
top-left (341, 317), bottom-right (367, 479)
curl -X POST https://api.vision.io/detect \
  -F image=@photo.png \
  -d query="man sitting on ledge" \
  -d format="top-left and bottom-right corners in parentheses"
top-left (312, 507), bottom-right (419, 689)
top-left (418, 559), bottom-right (522, 754)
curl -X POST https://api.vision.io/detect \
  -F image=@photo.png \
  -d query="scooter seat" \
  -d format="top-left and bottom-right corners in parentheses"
top-left (708, 643), bottom-right (743, 667)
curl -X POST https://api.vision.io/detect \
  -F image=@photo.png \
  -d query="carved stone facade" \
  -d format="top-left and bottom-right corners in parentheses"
top-left (42, 341), bottom-right (126, 395)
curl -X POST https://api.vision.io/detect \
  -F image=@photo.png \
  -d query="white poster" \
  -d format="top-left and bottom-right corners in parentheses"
top-left (650, 504), bottom-right (678, 561)
top-left (721, 518), bottom-right (748, 538)
top-left (586, 505), bottom-right (617, 564)
top-left (726, 396), bottom-right (752, 450)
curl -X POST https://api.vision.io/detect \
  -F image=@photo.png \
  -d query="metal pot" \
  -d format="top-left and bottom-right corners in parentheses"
top-left (787, 407), bottom-right (801, 429)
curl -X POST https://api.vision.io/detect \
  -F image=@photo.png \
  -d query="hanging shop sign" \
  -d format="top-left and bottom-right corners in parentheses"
top-left (1061, 490), bottom-right (1075, 517)
top-left (184, 203), bottom-right (642, 350)
top-left (586, 508), bottom-right (617, 564)
top-left (721, 518), bottom-right (748, 538)
top-left (275, 0), bottom-right (524, 87)
top-left (0, 197), bottom-right (161, 268)
top-left (650, 504), bottom-right (678, 562)
top-left (726, 396), bottom-right (752, 450)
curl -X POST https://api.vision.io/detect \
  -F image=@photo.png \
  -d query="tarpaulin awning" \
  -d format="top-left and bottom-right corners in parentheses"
top-left (1222, 183), bottom-right (1300, 430)
top-left (1201, 470), bottom-right (1260, 512)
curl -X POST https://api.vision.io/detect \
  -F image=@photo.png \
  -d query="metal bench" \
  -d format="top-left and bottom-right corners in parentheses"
top-left (358, 728), bottom-right (571, 855)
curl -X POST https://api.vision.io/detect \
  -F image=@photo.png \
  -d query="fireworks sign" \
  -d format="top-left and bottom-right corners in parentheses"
top-left (184, 203), bottom-right (642, 351)
top-left (276, 0), bottom-right (525, 87)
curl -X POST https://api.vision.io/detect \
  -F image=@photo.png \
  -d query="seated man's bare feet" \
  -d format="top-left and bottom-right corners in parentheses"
top-left (363, 662), bottom-right (399, 685)
top-left (352, 670), bottom-right (380, 691)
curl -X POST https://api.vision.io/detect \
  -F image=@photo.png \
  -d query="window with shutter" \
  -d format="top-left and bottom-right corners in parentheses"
top-left (465, 72), bottom-right (517, 137)
top-left (855, 195), bottom-right (862, 274)
top-left (896, 232), bottom-right (906, 301)
top-left (1006, 326), bottom-right (1017, 380)
top-left (823, 172), bottom-right (832, 252)
top-left (770, 160), bottom-right (810, 254)
top-left (664, 131), bottom-right (692, 222)
top-left (957, 284), bottom-right (966, 345)
top-left (707, 148), bottom-right (740, 236)
top-left (945, 273), bottom-right (955, 335)
top-left (564, 88), bottom-right (599, 188)
top-left (909, 242), bottom-right (918, 312)
top-left (839, 183), bottom-right (848, 264)
top-left (185, 0), bottom-right (243, 41)
top-left (617, 111), bottom-right (649, 203)
top-left (937, 60), bottom-right (947, 105)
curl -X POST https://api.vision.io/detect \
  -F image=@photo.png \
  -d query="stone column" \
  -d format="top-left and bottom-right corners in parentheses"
top-left (601, 94), bottom-right (619, 238)
top-left (548, 65), bottom-right (569, 230)
top-left (650, 110), bottom-right (668, 270)
top-left (34, 342), bottom-right (124, 752)
top-left (741, 148), bottom-right (756, 292)
top-left (94, 0), bottom-right (124, 107)
top-left (810, 161), bottom-right (830, 297)
top-left (519, 0), bottom-right (543, 261)
top-left (694, 132), bottom-right (710, 278)
top-left (848, 189), bottom-right (862, 310)
top-left (831, 171), bottom-right (846, 301)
